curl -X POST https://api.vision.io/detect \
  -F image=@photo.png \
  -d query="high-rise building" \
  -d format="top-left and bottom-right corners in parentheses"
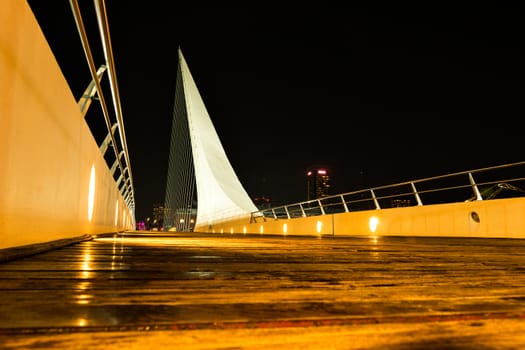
top-left (306, 166), bottom-right (331, 200)
top-left (152, 203), bottom-right (167, 229)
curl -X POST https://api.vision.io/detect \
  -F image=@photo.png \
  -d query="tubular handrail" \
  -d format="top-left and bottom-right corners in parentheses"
top-left (251, 161), bottom-right (525, 222)
top-left (94, 0), bottom-right (135, 206)
top-left (68, 0), bottom-right (135, 211)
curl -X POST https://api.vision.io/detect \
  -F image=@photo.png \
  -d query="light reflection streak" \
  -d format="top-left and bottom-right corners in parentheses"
top-left (186, 271), bottom-right (215, 278)
top-left (79, 243), bottom-right (92, 279)
top-left (368, 235), bottom-right (380, 259)
top-left (94, 237), bottom-right (273, 248)
top-left (75, 281), bottom-right (93, 305)
top-left (77, 281), bottom-right (91, 290)
top-left (75, 294), bottom-right (92, 304)
top-left (108, 234), bottom-right (126, 271)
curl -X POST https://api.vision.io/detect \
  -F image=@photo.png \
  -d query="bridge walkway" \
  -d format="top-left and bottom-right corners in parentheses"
top-left (1, 232), bottom-right (525, 349)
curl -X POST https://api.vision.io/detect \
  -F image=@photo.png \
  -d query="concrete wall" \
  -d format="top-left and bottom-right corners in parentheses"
top-left (200, 197), bottom-right (525, 239)
top-left (0, 1), bottom-right (133, 249)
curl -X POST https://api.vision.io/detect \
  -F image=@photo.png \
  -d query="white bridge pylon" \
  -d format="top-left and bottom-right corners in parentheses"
top-left (178, 49), bottom-right (258, 229)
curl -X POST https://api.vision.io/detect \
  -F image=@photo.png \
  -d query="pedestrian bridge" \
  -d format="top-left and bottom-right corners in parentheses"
top-left (2, 1), bottom-right (525, 252)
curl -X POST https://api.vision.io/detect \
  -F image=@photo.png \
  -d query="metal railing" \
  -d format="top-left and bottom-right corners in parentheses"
top-left (250, 161), bottom-right (525, 223)
top-left (68, 0), bottom-right (135, 211)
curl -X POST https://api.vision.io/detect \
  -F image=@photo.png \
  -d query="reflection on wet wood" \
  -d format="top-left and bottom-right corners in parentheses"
top-left (0, 232), bottom-right (524, 349)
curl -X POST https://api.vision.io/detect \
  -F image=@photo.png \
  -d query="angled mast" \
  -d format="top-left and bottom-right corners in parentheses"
top-left (165, 49), bottom-right (257, 231)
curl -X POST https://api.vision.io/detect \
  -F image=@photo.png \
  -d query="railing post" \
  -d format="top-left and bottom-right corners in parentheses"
top-left (284, 206), bottom-right (291, 219)
top-left (78, 64), bottom-right (107, 116)
top-left (469, 172), bottom-right (483, 200)
top-left (318, 199), bottom-right (325, 215)
top-left (300, 203), bottom-right (306, 217)
top-left (411, 182), bottom-right (423, 206)
top-left (99, 123), bottom-right (118, 156)
top-left (116, 167), bottom-right (129, 188)
top-left (340, 194), bottom-right (349, 212)
top-left (371, 189), bottom-right (381, 209)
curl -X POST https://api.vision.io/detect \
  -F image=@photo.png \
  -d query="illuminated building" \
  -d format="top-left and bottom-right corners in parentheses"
top-left (152, 203), bottom-right (167, 229)
top-left (253, 196), bottom-right (272, 210)
top-left (306, 166), bottom-right (331, 200)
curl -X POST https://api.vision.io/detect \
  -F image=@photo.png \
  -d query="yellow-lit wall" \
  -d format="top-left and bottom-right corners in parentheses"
top-left (197, 197), bottom-right (525, 239)
top-left (0, 1), bottom-right (133, 249)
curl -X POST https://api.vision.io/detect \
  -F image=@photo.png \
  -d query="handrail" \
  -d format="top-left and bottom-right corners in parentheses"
top-left (251, 161), bottom-right (525, 222)
top-left (68, 0), bottom-right (135, 211)
top-left (94, 0), bottom-right (135, 207)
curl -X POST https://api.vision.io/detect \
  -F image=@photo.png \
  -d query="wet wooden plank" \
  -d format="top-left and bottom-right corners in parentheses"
top-left (1, 233), bottom-right (525, 349)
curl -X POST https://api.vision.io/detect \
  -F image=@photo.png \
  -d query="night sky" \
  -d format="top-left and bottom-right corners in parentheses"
top-left (27, 3), bottom-right (523, 221)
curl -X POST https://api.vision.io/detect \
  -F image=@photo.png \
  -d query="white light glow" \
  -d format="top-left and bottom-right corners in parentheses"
top-left (88, 164), bottom-right (96, 221)
top-left (316, 220), bottom-right (323, 233)
top-left (259, 225), bottom-right (264, 234)
top-left (114, 200), bottom-right (119, 226)
top-left (369, 216), bottom-right (379, 233)
top-left (283, 223), bottom-right (288, 234)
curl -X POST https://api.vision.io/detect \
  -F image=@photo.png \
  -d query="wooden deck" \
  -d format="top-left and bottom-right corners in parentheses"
top-left (1, 232), bottom-right (524, 349)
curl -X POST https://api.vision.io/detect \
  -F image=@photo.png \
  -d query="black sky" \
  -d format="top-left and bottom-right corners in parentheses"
top-left (27, 3), bottom-right (523, 221)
